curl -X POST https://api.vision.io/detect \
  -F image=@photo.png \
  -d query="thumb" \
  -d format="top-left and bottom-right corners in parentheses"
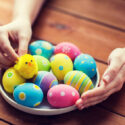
top-left (18, 36), bottom-right (29, 56)
top-left (102, 58), bottom-right (121, 84)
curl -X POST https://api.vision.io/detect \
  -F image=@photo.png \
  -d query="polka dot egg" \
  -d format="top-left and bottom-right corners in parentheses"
top-left (64, 71), bottom-right (94, 95)
top-left (33, 55), bottom-right (51, 71)
top-left (29, 40), bottom-right (54, 59)
top-left (47, 84), bottom-right (80, 108)
top-left (54, 42), bottom-right (81, 61)
top-left (34, 71), bottom-right (58, 94)
top-left (74, 54), bottom-right (97, 78)
top-left (2, 67), bottom-right (26, 93)
top-left (50, 53), bottom-right (73, 81)
top-left (13, 83), bottom-right (43, 108)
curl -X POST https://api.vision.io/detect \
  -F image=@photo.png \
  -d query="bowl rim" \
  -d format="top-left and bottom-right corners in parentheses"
top-left (0, 68), bottom-right (100, 115)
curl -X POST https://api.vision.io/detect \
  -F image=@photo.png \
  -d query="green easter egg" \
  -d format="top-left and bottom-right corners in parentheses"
top-left (33, 55), bottom-right (51, 71)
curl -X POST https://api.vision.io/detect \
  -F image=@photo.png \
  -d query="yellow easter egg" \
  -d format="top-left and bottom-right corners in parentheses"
top-left (50, 54), bottom-right (73, 81)
top-left (2, 67), bottom-right (26, 93)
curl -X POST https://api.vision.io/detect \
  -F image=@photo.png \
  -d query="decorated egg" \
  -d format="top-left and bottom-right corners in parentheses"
top-left (33, 55), bottom-right (51, 71)
top-left (2, 68), bottom-right (26, 93)
top-left (64, 71), bottom-right (94, 95)
top-left (50, 54), bottom-right (73, 81)
top-left (54, 42), bottom-right (81, 61)
top-left (74, 54), bottom-right (97, 78)
top-left (29, 40), bottom-right (54, 59)
top-left (13, 83), bottom-right (43, 108)
top-left (34, 71), bottom-right (58, 94)
top-left (47, 84), bottom-right (80, 108)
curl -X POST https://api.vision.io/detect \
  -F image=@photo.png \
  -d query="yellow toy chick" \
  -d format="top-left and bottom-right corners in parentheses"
top-left (14, 54), bottom-right (38, 79)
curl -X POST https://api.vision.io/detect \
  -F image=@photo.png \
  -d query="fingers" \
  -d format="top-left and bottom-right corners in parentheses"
top-left (76, 64), bottom-right (125, 110)
top-left (81, 82), bottom-right (105, 100)
top-left (103, 48), bottom-right (125, 84)
top-left (80, 97), bottom-right (108, 110)
top-left (103, 59), bottom-right (121, 84)
top-left (18, 34), bottom-right (31, 56)
top-left (0, 53), bottom-right (12, 66)
top-left (0, 33), bottom-right (18, 62)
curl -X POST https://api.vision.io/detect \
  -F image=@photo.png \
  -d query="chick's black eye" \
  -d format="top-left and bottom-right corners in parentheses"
top-left (25, 62), bottom-right (28, 64)
top-left (31, 60), bottom-right (33, 62)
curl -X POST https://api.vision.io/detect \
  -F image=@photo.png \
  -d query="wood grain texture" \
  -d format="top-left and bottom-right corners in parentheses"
top-left (48, 0), bottom-right (125, 31)
top-left (0, 94), bottom-right (125, 125)
top-left (0, 121), bottom-right (10, 125)
top-left (33, 8), bottom-right (125, 62)
top-left (0, 0), bottom-right (125, 124)
top-left (100, 84), bottom-right (125, 116)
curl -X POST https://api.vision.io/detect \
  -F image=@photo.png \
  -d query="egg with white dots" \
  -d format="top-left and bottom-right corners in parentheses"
top-left (13, 83), bottom-right (44, 108)
top-left (47, 84), bottom-right (80, 108)
top-left (29, 40), bottom-right (54, 59)
top-left (74, 54), bottom-right (97, 78)
top-left (54, 42), bottom-right (81, 61)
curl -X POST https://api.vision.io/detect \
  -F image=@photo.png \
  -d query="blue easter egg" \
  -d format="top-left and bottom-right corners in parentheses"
top-left (74, 54), bottom-right (97, 78)
top-left (29, 40), bottom-right (54, 59)
top-left (13, 83), bottom-right (44, 108)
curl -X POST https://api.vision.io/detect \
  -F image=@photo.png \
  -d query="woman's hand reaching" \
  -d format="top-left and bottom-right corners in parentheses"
top-left (0, 18), bottom-right (32, 68)
top-left (76, 48), bottom-right (125, 110)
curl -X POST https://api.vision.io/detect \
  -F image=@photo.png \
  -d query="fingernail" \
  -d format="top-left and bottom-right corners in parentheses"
top-left (103, 75), bottom-right (110, 83)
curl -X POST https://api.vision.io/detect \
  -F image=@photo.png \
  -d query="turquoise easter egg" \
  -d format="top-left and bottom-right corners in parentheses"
top-left (13, 83), bottom-right (43, 107)
top-left (29, 40), bottom-right (54, 59)
top-left (74, 54), bottom-right (97, 78)
top-left (33, 55), bottom-right (51, 71)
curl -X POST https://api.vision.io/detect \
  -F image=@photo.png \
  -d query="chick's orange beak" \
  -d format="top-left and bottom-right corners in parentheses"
top-left (28, 62), bottom-right (32, 66)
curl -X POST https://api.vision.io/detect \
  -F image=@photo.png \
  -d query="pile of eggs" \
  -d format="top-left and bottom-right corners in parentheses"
top-left (2, 40), bottom-right (97, 108)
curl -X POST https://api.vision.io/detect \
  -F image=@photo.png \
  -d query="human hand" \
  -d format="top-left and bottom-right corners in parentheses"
top-left (0, 18), bottom-right (32, 68)
top-left (76, 48), bottom-right (125, 110)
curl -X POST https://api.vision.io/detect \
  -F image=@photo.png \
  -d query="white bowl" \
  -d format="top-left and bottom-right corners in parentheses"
top-left (0, 68), bottom-right (100, 115)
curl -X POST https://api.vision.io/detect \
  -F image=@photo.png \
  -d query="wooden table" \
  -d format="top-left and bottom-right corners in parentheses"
top-left (0, 0), bottom-right (125, 125)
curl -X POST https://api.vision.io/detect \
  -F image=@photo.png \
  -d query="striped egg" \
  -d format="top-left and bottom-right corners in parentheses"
top-left (64, 71), bottom-right (94, 95)
top-left (34, 71), bottom-right (58, 94)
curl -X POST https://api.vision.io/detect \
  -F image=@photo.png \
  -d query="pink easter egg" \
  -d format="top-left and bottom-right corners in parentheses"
top-left (54, 42), bottom-right (81, 61)
top-left (47, 84), bottom-right (80, 108)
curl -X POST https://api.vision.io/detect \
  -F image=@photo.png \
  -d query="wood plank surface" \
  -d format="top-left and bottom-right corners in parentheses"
top-left (0, 121), bottom-right (10, 125)
top-left (101, 84), bottom-right (125, 116)
top-left (0, 94), bottom-right (125, 125)
top-left (0, 0), bottom-right (125, 124)
top-left (48, 0), bottom-right (125, 31)
top-left (33, 8), bottom-right (125, 62)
